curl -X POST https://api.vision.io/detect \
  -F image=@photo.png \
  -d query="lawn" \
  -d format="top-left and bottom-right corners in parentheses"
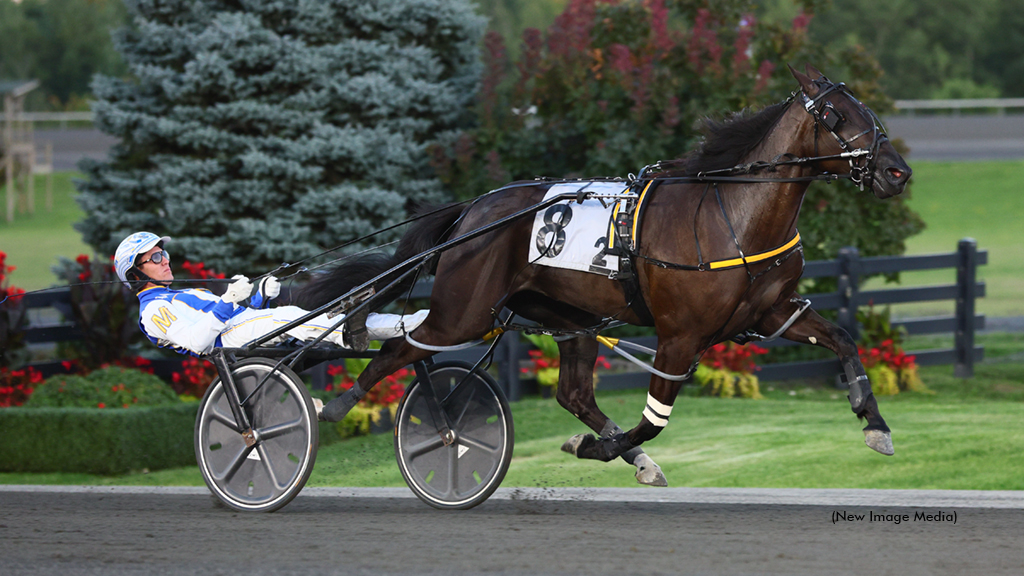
top-left (862, 160), bottom-right (1024, 317)
top-left (3, 332), bottom-right (1023, 490)
top-left (2, 162), bottom-right (1022, 315)
top-left (0, 172), bottom-right (91, 290)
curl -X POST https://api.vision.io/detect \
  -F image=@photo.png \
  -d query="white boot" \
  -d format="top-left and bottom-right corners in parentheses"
top-left (366, 310), bottom-right (429, 340)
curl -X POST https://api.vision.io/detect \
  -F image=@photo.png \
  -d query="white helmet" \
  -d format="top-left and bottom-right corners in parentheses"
top-left (114, 232), bottom-right (170, 288)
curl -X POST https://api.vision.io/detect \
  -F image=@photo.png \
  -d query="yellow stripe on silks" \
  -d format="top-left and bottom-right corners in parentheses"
top-left (708, 232), bottom-right (801, 270)
top-left (608, 202), bottom-right (622, 250)
top-left (596, 335), bottom-right (619, 349)
top-left (631, 180), bottom-right (655, 244)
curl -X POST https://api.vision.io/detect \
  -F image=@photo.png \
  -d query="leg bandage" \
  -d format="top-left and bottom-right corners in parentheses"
top-left (642, 393), bottom-right (673, 427)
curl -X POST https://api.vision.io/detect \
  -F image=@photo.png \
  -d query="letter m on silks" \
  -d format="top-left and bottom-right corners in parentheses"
top-left (151, 307), bottom-right (177, 334)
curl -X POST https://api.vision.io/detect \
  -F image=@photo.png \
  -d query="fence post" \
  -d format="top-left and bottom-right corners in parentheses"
top-left (307, 363), bottom-right (328, 390)
top-left (836, 247), bottom-right (861, 341)
top-left (954, 238), bottom-right (978, 378)
top-left (500, 335), bottom-right (521, 401)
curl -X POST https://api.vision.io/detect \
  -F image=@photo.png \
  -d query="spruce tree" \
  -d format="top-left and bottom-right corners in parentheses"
top-left (77, 0), bottom-right (484, 274)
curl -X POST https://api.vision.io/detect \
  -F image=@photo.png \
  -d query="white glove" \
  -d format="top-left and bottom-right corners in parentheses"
top-left (257, 276), bottom-right (281, 300)
top-left (221, 275), bottom-right (253, 304)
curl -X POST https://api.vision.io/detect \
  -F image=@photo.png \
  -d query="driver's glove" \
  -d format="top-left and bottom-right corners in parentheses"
top-left (221, 275), bottom-right (253, 304)
top-left (257, 276), bottom-right (281, 301)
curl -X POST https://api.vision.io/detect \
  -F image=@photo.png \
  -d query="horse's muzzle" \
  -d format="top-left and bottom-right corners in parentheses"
top-left (871, 152), bottom-right (912, 198)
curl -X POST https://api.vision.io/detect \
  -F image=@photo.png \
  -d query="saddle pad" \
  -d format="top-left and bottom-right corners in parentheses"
top-left (528, 181), bottom-right (631, 277)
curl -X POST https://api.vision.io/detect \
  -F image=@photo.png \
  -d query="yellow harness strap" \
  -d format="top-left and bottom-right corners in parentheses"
top-left (708, 232), bottom-right (802, 270)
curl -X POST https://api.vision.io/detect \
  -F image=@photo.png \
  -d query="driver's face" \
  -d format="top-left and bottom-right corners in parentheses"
top-left (138, 245), bottom-right (174, 283)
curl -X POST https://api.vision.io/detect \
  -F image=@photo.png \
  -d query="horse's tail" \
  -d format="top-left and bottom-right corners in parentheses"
top-left (291, 202), bottom-right (467, 311)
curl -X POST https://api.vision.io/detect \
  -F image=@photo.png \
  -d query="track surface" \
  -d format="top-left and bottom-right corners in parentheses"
top-left (2, 487), bottom-right (1022, 575)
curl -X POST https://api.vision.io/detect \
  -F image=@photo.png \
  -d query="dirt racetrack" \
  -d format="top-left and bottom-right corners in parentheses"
top-left (1, 486), bottom-right (1022, 575)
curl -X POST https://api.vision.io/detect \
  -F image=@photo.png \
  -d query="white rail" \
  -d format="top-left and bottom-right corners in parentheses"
top-left (894, 98), bottom-right (1024, 114)
top-left (5, 99), bottom-right (1024, 122)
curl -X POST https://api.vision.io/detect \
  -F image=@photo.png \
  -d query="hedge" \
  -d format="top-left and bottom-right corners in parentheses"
top-left (0, 403), bottom-right (198, 475)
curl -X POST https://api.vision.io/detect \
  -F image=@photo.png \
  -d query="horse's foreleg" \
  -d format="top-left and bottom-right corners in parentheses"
top-left (758, 301), bottom-right (893, 455)
top-left (563, 335), bottom-right (692, 464)
top-left (554, 336), bottom-right (667, 486)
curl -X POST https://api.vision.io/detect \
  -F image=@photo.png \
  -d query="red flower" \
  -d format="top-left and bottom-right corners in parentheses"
top-left (97, 403), bottom-right (106, 409)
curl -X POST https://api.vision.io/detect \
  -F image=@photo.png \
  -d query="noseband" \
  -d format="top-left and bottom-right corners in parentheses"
top-left (799, 78), bottom-right (888, 191)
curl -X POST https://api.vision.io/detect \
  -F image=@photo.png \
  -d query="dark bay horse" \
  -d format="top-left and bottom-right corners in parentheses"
top-left (298, 65), bottom-right (912, 486)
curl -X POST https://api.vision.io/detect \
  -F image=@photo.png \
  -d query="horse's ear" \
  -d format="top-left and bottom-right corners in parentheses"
top-left (788, 64), bottom-right (816, 94)
top-left (804, 64), bottom-right (825, 80)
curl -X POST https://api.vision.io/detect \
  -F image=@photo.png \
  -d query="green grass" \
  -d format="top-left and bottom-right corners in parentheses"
top-left (0, 172), bottom-right (91, 290)
top-left (862, 160), bottom-right (1024, 317)
top-left (3, 332), bottom-right (1022, 490)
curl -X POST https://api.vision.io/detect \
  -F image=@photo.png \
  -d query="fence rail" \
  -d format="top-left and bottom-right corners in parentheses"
top-left (21, 240), bottom-right (985, 401)
top-left (7, 100), bottom-right (1024, 126)
top-left (894, 98), bottom-right (1024, 115)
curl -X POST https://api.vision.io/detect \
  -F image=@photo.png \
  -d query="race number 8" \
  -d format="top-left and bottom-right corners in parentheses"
top-left (536, 205), bottom-right (573, 257)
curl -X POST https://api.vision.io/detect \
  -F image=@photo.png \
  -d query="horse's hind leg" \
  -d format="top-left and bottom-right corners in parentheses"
top-left (554, 336), bottom-right (667, 486)
top-left (756, 301), bottom-right (893, 455)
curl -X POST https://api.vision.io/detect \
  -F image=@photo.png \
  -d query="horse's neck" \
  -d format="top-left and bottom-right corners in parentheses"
top-left (728, 104), bottom-right (816, 243)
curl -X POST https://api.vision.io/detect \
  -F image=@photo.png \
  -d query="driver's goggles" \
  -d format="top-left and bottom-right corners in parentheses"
top-left (138, 250), bottom-right (170, 266)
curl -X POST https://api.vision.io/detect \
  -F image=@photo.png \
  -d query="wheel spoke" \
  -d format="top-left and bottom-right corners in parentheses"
top-left (446, 439), bottom-right (458, 497)
top-left (457, 434), bottom-right (500, 455)
top-left (256, 418), bottom-right (304, 441)
top-left (256, 444), bottom-right (285, 491)
top-left (210, 404), bottom-right (242, 432)
top-left (449, 384), bottom-right (479, 427)
top-left (405, 435), bottom-right (446, 459)
top-left (213, 445), bottom-right (252, 483)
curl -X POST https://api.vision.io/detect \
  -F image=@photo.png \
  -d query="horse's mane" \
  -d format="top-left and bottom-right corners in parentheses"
top-left (656, 101), bottom-right (791, 176)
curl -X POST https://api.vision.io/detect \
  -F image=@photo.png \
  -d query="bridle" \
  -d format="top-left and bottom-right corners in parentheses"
top-left (798, 77), bottom-right (889, 191)
top-left (629, 76), bottom-right (890, 192)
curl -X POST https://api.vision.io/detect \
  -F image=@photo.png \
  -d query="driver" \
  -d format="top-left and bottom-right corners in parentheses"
top-left (115, 232), bottom-right (426, 357)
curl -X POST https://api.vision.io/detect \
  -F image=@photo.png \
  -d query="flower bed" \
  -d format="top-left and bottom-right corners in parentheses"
top-left (694, 342), bottom-right (767, 399)
top-left (857, 304), bottom-right (926, 395)
top-left (319, 358), bottom-right (412, 438)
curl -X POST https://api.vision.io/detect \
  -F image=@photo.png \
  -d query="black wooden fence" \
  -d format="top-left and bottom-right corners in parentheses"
top-left (19, 239), bottom-right (985, 401)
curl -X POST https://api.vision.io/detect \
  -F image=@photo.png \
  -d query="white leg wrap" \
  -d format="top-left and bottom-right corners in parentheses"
top-left (642, 393), bottom-right (672, 427)
top-left (366, 309), bottom-right (429, 340)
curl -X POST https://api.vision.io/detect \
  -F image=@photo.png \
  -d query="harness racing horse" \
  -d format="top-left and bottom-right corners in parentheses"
top-left (298, 65), bottom-right (912, 486)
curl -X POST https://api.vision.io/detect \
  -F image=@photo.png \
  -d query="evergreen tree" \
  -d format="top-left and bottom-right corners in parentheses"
top-left (77, 0), bottom-right (484, 274)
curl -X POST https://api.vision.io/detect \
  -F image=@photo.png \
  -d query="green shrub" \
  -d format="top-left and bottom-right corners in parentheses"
top-left (26, 367), bottom-right (180, 409)
top-left (0, 403), bottom-right (198, 474)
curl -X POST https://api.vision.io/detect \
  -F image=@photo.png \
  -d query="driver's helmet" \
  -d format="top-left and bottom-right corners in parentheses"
top-left (114, 232), bottom-right (170, 288)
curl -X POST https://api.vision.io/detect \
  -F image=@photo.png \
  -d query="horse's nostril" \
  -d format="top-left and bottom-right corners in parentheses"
top-left (885, 167), bottom-right (909, 183)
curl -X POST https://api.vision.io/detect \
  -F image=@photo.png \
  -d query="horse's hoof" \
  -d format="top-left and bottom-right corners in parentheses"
top-left (864, 429), bottom-right (894, 456)
top-left (633, 453), bottom-right (667, 487)
top-left (561, 433), bottom-right (591, 456)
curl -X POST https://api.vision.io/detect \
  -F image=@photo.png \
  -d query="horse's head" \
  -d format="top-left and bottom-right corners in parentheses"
top-left (789, 64), bottom-right (911, 199)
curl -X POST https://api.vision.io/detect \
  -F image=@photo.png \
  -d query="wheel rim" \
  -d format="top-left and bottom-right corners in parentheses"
top-left (396, 366), bottom-right (510, 507)
top-left (198, 363), bottom-right (315, 510)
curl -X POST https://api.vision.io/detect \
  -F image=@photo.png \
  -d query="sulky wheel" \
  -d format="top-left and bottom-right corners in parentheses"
top-left (195, 358), bottom-right (318, 513)
top-left (394, 361), bottom-right (514, 510)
